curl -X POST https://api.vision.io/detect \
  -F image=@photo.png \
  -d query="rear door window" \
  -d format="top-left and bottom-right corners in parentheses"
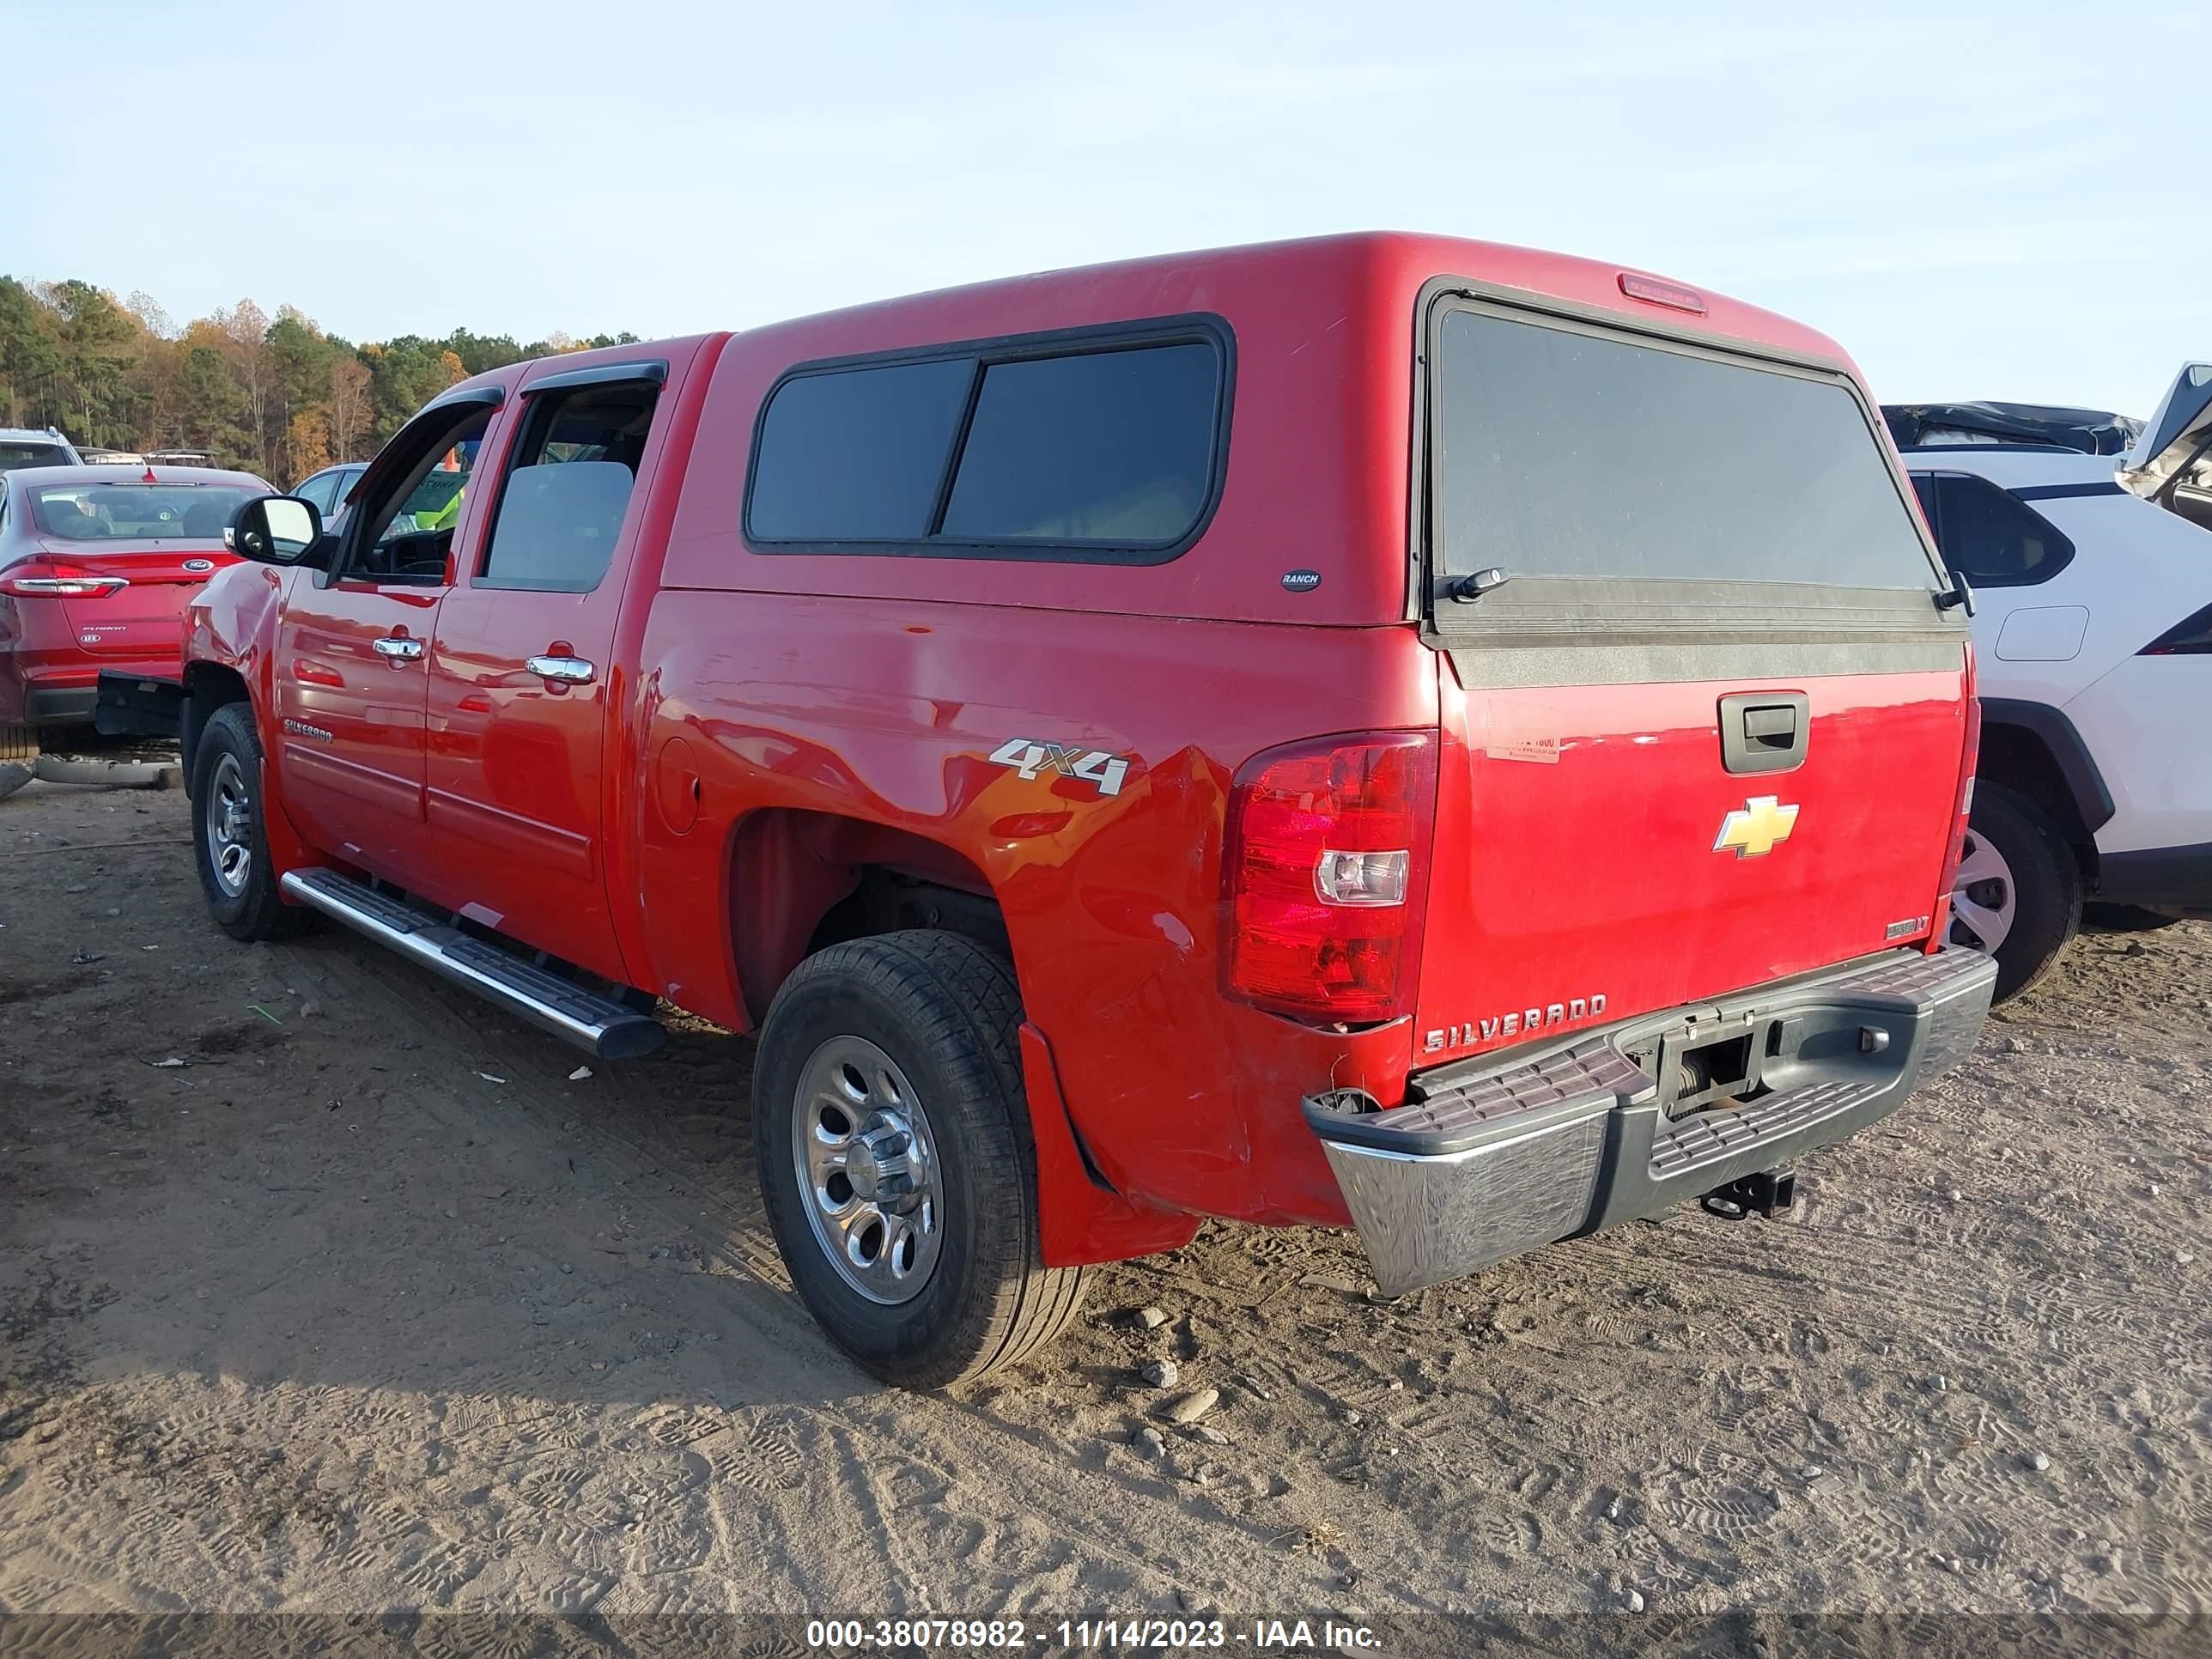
top-left (1432, 307), bottom-right (1938, 591)
top-left (744, 320), bottom-right (1230, 562)
top-left (479, 377), bottom-right (660, 592)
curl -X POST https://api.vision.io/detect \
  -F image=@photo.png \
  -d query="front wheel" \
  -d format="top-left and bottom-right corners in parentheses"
top-left (0, 724), bottom-right (36, 763)
top-left (753, 930), bottom-right (1084, 1388)
top-left (191, 702), bottom-right (312, 942)
top-left (1948, 782), bottom-right (2080, 1002)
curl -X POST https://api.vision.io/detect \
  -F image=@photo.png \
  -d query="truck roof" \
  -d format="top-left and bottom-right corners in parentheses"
top-left (437, 231), bottom-right (1856, 409)
top-left (738, 229), bottom-right (1852, 372)
top-left (427, 233), bottom-right (1881, 630)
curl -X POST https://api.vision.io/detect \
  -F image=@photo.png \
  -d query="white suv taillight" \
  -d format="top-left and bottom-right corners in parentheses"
top-left (1223, 732), bottom-right (1436, 1023)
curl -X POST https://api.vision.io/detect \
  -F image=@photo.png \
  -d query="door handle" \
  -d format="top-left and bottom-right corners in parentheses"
top-left (373, 635), bottom-right (424, 661)
top-left (526, 655), bottom-right (596, 684)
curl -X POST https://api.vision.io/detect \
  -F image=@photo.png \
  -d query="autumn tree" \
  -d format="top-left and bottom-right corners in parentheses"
top-left (171, 344), bottom-right (252, 465)
top-left (267, 307), bottom-right (333, 471)
top-left (213, 298), bottom-right (272, 475)
top-left (287, 406), bottom-right (332, 483)
top-left (40, 282), bottom-right (143, 447)
top-left (328, 354), bottom-right (371, 461)
top-left (0, 277), bottom-right (63, 428)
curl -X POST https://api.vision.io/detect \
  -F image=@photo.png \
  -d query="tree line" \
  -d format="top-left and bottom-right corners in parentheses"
top-left (0, 276), bottom-right (640, 487)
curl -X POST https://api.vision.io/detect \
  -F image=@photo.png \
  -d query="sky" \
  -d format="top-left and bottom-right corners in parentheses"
top-left (17, 1), bottom-right (2207, 416)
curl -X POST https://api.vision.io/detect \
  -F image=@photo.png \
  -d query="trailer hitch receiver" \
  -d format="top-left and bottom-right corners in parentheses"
top-left (1700, 1168), bottom-right (1796, 1222)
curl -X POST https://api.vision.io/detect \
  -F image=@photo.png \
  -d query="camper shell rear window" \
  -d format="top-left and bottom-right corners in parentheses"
top-left (743, 315), bottom-right (1233, 565)
top-left (1431, 302), bottom-right (1942, 592)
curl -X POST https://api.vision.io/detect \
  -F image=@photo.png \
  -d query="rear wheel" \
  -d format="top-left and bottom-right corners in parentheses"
top-left (191, 703), bottom-right (311, 942)
top-left (1948, 782), bottom-right (2079, 1002)
top-left (0, 724), bottom-right (36, 763)
top-left (753, 930), bottom-right (1085, 1388)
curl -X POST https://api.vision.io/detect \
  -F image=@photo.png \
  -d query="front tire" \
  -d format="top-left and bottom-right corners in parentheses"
top-left (754, 930), bottom-right (1084, 1388)
top-left (1948, 782), bottom-right (2079, 1002)
top-left (191, 702), bottom-right (311, 943)
top-left (0, 724), bottom-right (36, 763)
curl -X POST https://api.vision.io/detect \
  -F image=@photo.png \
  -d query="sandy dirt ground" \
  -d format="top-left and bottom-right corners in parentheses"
top-left (3, 763), bottom-right (2209, 1654)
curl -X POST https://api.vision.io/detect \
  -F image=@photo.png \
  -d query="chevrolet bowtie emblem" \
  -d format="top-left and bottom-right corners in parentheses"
top-left (1715, 795), bottom-right (1800, 859)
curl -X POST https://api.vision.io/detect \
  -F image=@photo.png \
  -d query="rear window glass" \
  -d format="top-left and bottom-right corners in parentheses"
top-left (745, 325), bottom-right (1227, 561)
top-left (1432, 309), bottom-right (1936, 589)
top-left (31, 483), bottom-right (261, 540)
top-left (0, 443), bottom-right (70, 474)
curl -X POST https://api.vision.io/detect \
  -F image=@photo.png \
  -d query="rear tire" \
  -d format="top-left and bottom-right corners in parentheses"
top-left (191, 703), bottom-right (311, 943)
top-left (1949, 782), bottom-right (2079, 1002)
top-left (0, 724), bottom-right (36, 763)
top-left (754, 930), bottom-right (1085, 1388)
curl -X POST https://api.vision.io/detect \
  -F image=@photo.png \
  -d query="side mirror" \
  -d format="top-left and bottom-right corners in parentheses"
top-left (232, 495), bottom-right (325, 567)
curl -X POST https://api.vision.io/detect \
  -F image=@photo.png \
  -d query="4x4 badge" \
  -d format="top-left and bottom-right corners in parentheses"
top-left (988, 738), bottom-right (1130, 798)
top-left (1715, 795), bottom-right (1800, 859)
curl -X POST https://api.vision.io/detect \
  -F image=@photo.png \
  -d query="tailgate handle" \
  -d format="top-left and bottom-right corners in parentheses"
top-left (1718, 691), bottom-right (1810, 775)
top-left (1742, 706), bottom-right (1796, 743)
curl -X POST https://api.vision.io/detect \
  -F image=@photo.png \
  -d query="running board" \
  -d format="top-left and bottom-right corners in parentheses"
top-left (279, 867), bottom-right (665, 1060)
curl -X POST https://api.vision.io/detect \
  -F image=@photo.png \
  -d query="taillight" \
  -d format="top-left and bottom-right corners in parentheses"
top-left (1224, 732), bottom-right (1437, 1022)
top-left (2141, 602), bottom-right (2212, 655)
top-left (0, 562), bottom-right (128, 599)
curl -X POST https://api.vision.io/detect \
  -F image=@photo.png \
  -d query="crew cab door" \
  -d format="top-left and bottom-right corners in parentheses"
top-left (422, 353), bottom-right (684, 984)
top-left (273, 391), bottom-right (499, 884)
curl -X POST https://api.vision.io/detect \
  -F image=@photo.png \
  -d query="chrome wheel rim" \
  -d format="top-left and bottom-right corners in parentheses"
top-left (204, 752), bottom-right (253, 900)
top-left (792, 1035), bottom-right (943, 1305)
top-left (1948, 827), bottom-right (2016, 953)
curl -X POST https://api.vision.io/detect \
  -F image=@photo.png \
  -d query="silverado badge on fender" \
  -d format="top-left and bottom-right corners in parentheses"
top-left (1715, 795), bottom-right (1800, 859)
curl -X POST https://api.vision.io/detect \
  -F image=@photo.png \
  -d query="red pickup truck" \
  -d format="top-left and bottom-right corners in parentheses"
top-left (153, 233), bottom-right (1995, 1387)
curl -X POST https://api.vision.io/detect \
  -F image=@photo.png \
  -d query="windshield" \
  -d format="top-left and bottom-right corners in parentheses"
top-left (1432, 307), bottom-right (1940, 590)
top-left (31, 483), bottom-right (262, 542)
top-left (0, 443), bottom-right (70, 474)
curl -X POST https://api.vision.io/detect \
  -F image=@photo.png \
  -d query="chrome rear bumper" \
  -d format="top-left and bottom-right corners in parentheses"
top-left (1308, 947), bottom-right (1996, 1296)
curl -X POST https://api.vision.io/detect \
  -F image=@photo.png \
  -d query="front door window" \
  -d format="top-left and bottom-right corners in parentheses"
top-left (351, 412), bottom-right (491, 583)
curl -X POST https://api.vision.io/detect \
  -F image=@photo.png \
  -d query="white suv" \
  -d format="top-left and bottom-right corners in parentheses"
top-left (0, 427), bottom-right (83, 472)
top-left (1887, 367), bottom-right (2212, 1000)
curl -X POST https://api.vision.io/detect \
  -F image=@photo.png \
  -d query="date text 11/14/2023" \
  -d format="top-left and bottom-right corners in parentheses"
top-left (804, 1617), bottom-right (1382, 1650)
